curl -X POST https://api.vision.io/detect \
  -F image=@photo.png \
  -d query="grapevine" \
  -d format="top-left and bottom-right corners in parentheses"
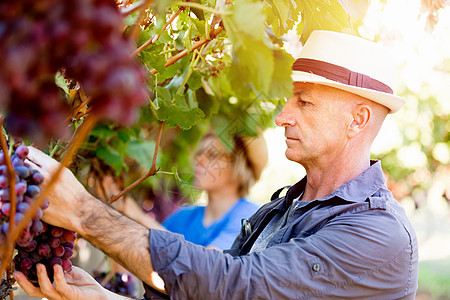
top-left (0, 0), bottom-right (148, 145)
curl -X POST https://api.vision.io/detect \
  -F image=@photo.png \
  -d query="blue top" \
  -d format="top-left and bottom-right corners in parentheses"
top-left (145, 161), bottom-right (418, 299)
top-left (162, 198), bottom-right (260, 250)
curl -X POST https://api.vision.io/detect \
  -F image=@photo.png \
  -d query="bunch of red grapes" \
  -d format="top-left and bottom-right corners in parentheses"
top-left (93, 271), bottom-right (136, 297)
top-left (0, 145), bottom-right (75, 282)
top-left (0, 0), bottom-right (148, 144)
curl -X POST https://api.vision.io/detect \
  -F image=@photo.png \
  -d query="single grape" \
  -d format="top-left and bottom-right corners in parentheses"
top-left (62, 230), bottom-right (76, 243)
top-left (49, 257), bottom-right (62, 268)
top-left (20, 257), bottom-right (33, 270)
top-left (50, 227), bottom-right (64, 238)
top-left (15, 145), bottom-right (29, 159)
top-left (48, 237), bottom-right (60, 248)
top-left (52, 245), bottom-right (65, 258)
top-left (37, 243), bottom-right (51, 257)
top-left (15, 165), bottom-right (31, 178)
top-left (26, 185), bottom-right (40, 198)
top-left (61, 259), bottom-right (72, 272)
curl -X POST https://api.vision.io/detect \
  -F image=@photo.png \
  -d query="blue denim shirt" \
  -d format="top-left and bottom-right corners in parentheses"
top-left (145, 161), bottom-right (418, 299)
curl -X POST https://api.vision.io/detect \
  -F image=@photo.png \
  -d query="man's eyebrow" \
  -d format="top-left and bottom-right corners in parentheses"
top-left (293, 90), bottom-right (311, 98)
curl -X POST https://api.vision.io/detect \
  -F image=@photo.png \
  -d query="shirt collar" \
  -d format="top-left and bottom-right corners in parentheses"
top-left (285, 160), bottom-right (386, 204)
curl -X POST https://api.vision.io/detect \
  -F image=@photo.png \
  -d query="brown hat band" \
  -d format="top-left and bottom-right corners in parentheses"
top-left (292, 58), bottom-right (393, 94)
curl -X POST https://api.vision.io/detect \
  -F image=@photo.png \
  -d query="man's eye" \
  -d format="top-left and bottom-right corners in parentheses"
top-left (298, 99), bottom-right (309, 106)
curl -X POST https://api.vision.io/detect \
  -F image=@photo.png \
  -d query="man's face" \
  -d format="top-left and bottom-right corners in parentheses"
top-left (275, 82), bottom-right (353, 166)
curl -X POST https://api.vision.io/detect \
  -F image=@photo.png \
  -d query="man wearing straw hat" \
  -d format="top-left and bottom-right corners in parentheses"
top-left (15, 30), bottom-right (419, 299)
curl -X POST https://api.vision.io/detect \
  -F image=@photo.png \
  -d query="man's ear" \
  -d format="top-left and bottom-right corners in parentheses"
top-left (348, 104), bottom-right (371, 139)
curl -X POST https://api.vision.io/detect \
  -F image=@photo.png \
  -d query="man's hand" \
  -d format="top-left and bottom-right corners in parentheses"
top-left (27, 146), bottom-right (91, 233)
top-left (26, 147), bottom-right (162, 292)
top-left (13, 264), bottom-right (131, 300)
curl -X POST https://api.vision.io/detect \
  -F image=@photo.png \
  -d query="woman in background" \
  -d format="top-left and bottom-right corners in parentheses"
top-left (162, 132), bottom-right (268, 250)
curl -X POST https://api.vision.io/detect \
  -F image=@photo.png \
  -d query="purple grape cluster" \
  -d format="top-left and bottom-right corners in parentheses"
top-left (0, 145), bottom-right (46, 245)
top-left (0, 144), bottom-right (75, 282)
top-left (13, 223), bottom-right (76, 282)
top-left (93, 271), bottom-right (136, 297)
top-left (0, 0), bottom-right (148, 144)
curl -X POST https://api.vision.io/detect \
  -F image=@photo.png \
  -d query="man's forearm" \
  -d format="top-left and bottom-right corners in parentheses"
top-left (76, 195), bottom-right (156, 288)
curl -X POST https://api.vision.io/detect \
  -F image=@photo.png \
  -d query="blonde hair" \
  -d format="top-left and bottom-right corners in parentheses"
top-left (196, 133), bottom-right (256, 197)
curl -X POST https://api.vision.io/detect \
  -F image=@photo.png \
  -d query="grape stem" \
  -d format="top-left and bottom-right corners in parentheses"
top-left (66, 96), bottom-right (92, 123)
top-left (6, 267), bottom-right (14, 300)
top-left (0, 122), bottom-right (17, 276)
top-left (150, 26), bottom-right (223, 74)
top-left (0, 116), bottom-right (98, 279)
top-left (109, 121), bottom-right (164, 203)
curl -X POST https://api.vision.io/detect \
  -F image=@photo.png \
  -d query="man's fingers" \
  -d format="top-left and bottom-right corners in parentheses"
top-left (28, 146), bottom-right (58, 169)
top-left (53, 264), bottom-right (72, 297)
top-left (35, 264), bottom-right (60, 299)
top-left (12, 271), bottom-right (46, 298)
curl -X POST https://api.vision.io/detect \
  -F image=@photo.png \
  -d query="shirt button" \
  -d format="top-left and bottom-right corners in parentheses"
top-left (312, 263), bottom-right (321, 272)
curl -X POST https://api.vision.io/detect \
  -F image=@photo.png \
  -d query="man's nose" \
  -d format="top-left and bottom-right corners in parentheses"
top-left (275, 100), bottom-right (296, 127)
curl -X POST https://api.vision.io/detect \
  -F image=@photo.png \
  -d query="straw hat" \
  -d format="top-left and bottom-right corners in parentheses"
top-left (291, 30), bottom-right (406, 113)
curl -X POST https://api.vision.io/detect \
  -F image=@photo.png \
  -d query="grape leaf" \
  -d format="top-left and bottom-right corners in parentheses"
top-left (156, 97), bottom-right (205, 129)
top-left (223, 0), bottom-right (275, 98)
top-left (268, 49), bottom-right (294, 99)
top-left (187, 71), bottom-right (202, 91)
top-left (90, 125), bottom-right (117, 139)
top-left (94, 143), bottom-right (126, 175)
top-left (55, 72), bottom-right (69, 95)
top-left (126, 140), bottom-right (156, 169)
top-left (297, 0), bottom-right (350, 44)
top-left (264, 0), bottom-right (297, 37)
top-left (155, 86), bottom-right (172, 102)
top-left (227, 38), bottom-right (274, 98)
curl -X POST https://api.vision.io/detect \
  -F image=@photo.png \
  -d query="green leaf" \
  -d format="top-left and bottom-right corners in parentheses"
top-left (223, 0), bottom-right (266, 47)
top-left (155, 86), bottom-right (172, 102)
top-left (264, 0), bottom-right (297, 37)
top-left (191, 18), bottom-right (206, 36)
top-left (94, 143), bottom-right (125, 176)
top-left (126, 140), bottom-right (156, 169)
top-left (268, 49), bottom-right (294, 99)
top-left (123, 11), bottom-right (140, 26)
top-left (90, 125), bottom-right (117, 139)
top-left (117, 129), bottom-right (133, 143)
top-left (158, 31), bottom-right (173, 43)
top-left (227, 38), bottom-right (274, 98)
top-left (297, 0), bottom-right (350, 44)
top-left (201, 0), bottom-right (216, 20)
top-left (187, 71), bottom-right (202, 91)
top-left (55, 72), bottom-right (69, 95)
top-left (157, 98), bottom-right (205, 129)
top-left (182, 19), bottom-right (193, 51)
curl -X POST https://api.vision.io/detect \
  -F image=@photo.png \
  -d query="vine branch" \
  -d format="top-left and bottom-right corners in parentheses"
top-left (150, 26), bottom-right (223, 74)
top-left (131, 7), bottom-right (185, 57)
top-left (109, 121), bottom-right (163, 203)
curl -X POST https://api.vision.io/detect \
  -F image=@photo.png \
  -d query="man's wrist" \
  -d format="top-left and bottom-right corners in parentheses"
top-left (75, 193), bottom-right (105, 237)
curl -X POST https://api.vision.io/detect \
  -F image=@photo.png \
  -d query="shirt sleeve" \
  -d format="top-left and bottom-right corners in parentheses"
top-left (148, 208), bottom-right (417, 300)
